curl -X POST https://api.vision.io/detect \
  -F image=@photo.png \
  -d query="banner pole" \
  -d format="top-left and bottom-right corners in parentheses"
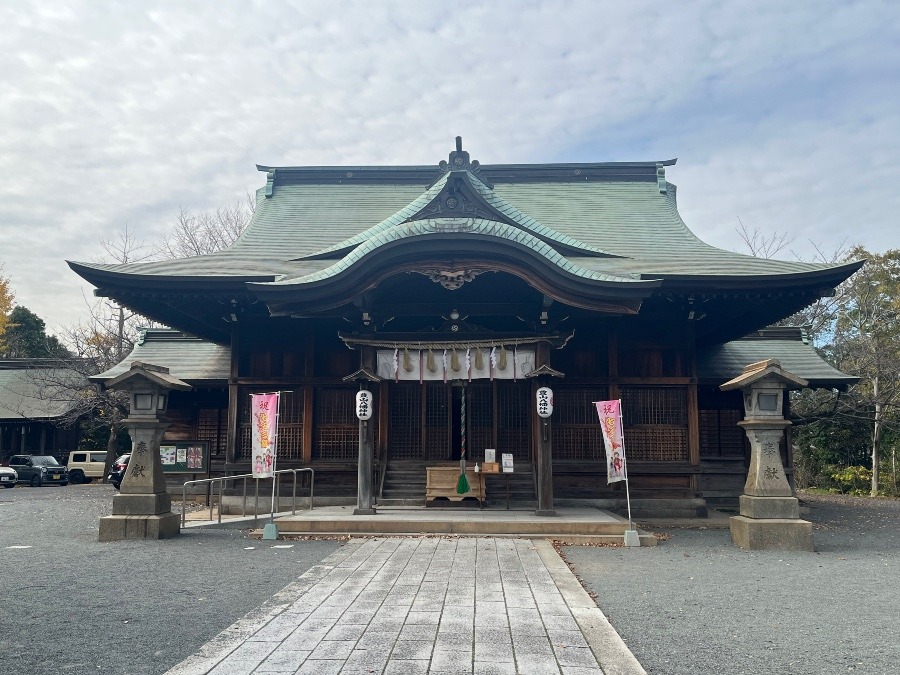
top-left (619, 398), bottom-right (634, 532)
top-left (619, 399), bottom-right (641, 546)
top-left (269, 391), bottom-right (283, 524)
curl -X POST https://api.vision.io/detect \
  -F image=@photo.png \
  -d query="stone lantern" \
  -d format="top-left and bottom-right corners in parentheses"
top-left (721, 359), bottom-right (813, 551)
top-left (97, 362), bottom-right (191, 542)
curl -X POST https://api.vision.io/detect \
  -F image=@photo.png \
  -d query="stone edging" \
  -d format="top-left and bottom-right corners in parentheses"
top-left (534, 539), bottom-right (648, 675)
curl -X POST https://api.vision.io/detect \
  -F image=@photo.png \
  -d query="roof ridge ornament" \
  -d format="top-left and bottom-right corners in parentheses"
top-left (439, 136), bottom-right (480, 174)
top-left (656, 163), bottom-right (667, 195)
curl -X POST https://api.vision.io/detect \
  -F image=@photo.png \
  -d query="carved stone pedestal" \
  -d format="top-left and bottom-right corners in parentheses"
top-left (99, 513), bottom-right (181, 542)
top-left (729, 516), bottom-right (813, 551)
top-left (721, 360), bottom-right (814, 552)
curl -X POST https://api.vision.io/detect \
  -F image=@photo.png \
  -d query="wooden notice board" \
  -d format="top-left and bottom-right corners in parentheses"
top-left (158, 441), bottom-right (209, 474)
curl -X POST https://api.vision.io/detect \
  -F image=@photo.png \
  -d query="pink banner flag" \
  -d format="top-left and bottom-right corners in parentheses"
top-left (595, 399), bottom-right (626, 484)
top-left (251, 393), bottom-right (280, 478)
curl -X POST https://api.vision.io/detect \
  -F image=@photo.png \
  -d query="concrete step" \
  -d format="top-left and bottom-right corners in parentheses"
top-left (248, 529), bottom-right (656, 547)
top-left (377, 498), bottom-right (426, 507)
top-left (382, 492), bottom-right (426, 500)
top-left (275, 517), bottom-right (634, 537)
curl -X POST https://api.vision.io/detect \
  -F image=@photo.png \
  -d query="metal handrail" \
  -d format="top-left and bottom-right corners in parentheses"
top-left (181, 468), bottom-right (314, 527)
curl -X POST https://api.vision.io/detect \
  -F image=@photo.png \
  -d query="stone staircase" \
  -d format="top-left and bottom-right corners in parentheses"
top-left (378, 461), bottom-right (427, 506)
top-left (378, 460), bottom-right (537, 508)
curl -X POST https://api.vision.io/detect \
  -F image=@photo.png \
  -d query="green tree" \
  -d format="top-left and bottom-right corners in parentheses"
top-left (1, 306), bottom-right (70, 358)
top-left (829, 247), bottom-right (900, 495)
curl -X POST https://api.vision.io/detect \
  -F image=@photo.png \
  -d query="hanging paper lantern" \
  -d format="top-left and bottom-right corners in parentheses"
top-left (355, 390), bottom-right (373, 420)
top-left (536, 387), bottom-right (554, 418)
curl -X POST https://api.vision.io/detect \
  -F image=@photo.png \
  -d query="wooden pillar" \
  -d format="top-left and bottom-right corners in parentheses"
top-left (608, 323), bottom-right (620, 400)
top-left (225, 326), bottom-right (240, 468)
top-left (686, 320), bottom-right (700, 495)
top-left (302, 333), bottom-right (315, 464)
top-left (687, 385), bottom-right (701, 495)
top-left (355, 412), bottom-right (376, 515)
top-left (302, 386), bottom-right (314, 463)
top-left (535, 381), bottom-right (557, 517)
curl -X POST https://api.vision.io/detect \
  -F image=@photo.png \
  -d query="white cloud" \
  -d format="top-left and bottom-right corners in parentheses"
top-left (0, 0), bottom-right (897, 334)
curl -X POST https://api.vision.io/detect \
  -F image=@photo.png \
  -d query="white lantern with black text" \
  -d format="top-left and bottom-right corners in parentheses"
top-left (355, 390), bottom-right (373, 421)
top-left (536, 387), bottom-right (554, 418)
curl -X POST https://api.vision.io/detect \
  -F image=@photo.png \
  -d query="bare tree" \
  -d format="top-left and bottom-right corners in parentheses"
top-left (736, 216), bottom-right (796, 260)
top-left (152, 193), bottom-right (255, 259)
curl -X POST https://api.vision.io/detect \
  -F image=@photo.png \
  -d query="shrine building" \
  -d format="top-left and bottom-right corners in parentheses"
top-left (71, 139), bottom-right (861, 511)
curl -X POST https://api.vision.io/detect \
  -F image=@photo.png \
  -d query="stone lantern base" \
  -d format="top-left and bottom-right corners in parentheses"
top-left (729, 496), bottom-right (813, 551)
top-left (99, 512), bottom-right (181, 542)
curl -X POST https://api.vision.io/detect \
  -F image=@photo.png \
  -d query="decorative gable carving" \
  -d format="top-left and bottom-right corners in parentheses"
top-left (405, 172), bottom-right (510, 225)
top-left (417, 268), bottom-right (484, 290)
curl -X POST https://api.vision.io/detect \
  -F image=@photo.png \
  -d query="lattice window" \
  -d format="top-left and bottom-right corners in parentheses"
top-left (197, 408), bottom-right (227, 455)
top-left (620, 386), bottom-right (688, 461)
top-left (700, 408), bottom-right (745, 458)
top-left (552, 387), bottom-right (608, 461)
top-left (424, 384), bottom-right (450, 460)
top-left (497, 382), bottom-right (530, 460)
top-left (313, 387), bottom-right (358, 461)
top-left (468, 383), bottom-right (494, 458)
top-left (621, 387), bottom-right (687, 425)
top-left (237, 389), bottom-right (304, 461)
top-left (389, 384), bottom-right (423, 460)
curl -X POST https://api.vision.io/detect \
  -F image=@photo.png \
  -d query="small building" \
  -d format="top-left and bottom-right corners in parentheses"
top-left (0, 360), bottom-right (83, 461)
top-left (72, 140), bottom-right (861, 508)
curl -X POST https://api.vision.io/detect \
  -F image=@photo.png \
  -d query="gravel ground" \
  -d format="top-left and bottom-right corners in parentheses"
top-left (563, 494), bottom-right (900, 675)
top-left (0, 483), bottom-right (342, 675)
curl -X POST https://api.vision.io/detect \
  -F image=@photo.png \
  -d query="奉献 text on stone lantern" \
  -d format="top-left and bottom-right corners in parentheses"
top-left (96, 362), bottom-right (191, 541)
top-left (720, 359), bottom-right (813, 551)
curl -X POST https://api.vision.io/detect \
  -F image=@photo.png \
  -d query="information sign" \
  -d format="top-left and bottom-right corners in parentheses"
top-left (158, 441), bottom-right (209, 473)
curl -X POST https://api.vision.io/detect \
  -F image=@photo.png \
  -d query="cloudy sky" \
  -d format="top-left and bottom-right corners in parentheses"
top-left (1, 0), bottom-right (897, 336)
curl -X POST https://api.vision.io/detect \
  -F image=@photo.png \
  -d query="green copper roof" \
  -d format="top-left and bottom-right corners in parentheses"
top-left (697, 327), bottom-right (858, 390)
top-left (75, 175), bottom-right (856, 282)
top-left (259, 218), bottom-right (651, 288)
top-left (303, 169), bottom-right (616, 261)
top-left (92, 329), bottom-right (230, 382)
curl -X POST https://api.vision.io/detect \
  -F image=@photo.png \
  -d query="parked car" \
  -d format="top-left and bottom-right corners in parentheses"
top-left (7, 455), bottom-right (69, 487)
top-left (108, 454), bottom-right (130, 490)
top-left (66, 450), bottom-right (108, 484)
top-left (0, 466), bottom-right (17, 488)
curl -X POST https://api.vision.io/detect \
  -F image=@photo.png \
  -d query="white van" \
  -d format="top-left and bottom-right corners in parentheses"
top-left (66, 450), bottom-right (108, 484)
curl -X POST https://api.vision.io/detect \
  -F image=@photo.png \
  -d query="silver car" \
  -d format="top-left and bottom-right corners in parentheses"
top-left (0, 465), bottom-right (17, 488)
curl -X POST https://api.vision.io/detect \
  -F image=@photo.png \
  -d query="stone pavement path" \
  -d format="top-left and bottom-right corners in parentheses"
top-left (167, 537), bottom-right (640, 675)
